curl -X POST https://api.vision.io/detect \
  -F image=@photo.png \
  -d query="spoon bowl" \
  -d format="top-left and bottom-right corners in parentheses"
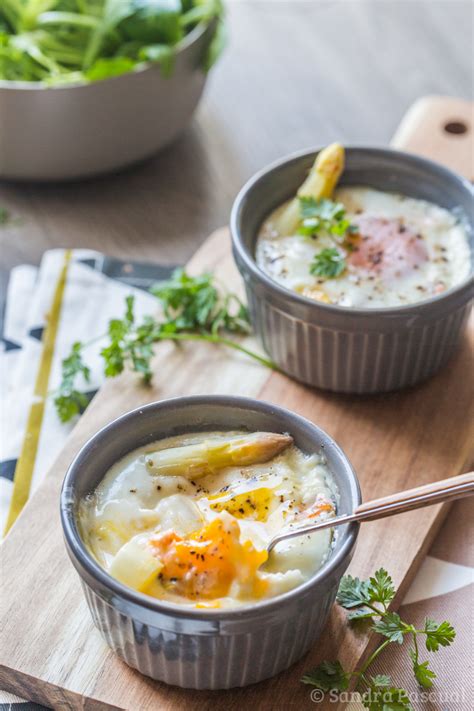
top-left (267, 471), bottom-right (474, 553)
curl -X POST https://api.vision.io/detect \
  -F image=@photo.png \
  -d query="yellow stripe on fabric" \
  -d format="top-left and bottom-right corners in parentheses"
top-left (4, 250), bottom-right (72, 535)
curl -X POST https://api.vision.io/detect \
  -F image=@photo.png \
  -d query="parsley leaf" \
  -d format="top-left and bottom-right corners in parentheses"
top-left (372, 611), bottom-right (405, 644)
top-left (347, 607), bottom-right (377, 621)
top-left (329, 217), bottom-right (353, 236)
top-left (336, 574), bottom-right (371, 608)
top-left (302, 567), bottom-right (455, 710)
top-left (299, 196), bottom-right (346, 222)
top-left (297, 196), bottom-right (355, 241)
top-left (151, 268), bottom-right (250, 335)
top-left (301, 660), bottom-right (349, 691)
top-left (100, 295), bottom-right (156, 384)
top-left (310, 248), bottom-right (346, 278)
top-left (410, 654), bottom-right (436, 689)
top-left (61, 342), bottom-right (90, 382)
top-left (367, 568), bottom-right (396, 608)
top-left (54, 342), bottom-right (91, 423)
top-left (54, 270), bottom-right (277, 423)
top-left (371, 674), bottom-right (391, 688)
top-left (423, 619), bottom-right (456, 652)
top-left (54, 390), bottom-right (90, 423)
top-left (297, 196), bottom-right (357, 278)
top-left (361, 685), bottom-right (413, 711)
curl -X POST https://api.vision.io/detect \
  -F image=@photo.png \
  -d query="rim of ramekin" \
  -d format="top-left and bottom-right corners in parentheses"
top-left (60, 395), bottom-right (361, 621)
top-left (0, 19), bottom-right (211, 91)
top-left (230, 146), bottom-right (474, 318)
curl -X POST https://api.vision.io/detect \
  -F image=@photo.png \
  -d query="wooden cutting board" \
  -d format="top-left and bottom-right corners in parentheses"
top-left (0, 96), bottom-right (473, 711)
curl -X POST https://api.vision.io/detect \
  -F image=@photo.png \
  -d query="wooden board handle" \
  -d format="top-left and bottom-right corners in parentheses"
top-left (391, 96), bottom-right (473, 180)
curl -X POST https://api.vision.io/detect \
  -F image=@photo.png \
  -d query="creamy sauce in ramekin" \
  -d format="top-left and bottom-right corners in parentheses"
top-left (256, 187), bottom-right (471, 308)
top-left (79, 431), bottom-right (338, 609)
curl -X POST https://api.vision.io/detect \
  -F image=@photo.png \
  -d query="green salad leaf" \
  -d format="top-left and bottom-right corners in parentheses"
top-left (86, 55), bottom-right (135, 79)
top-left (119, 0), bottom-right (183, 45)
top-left (0, 0), bottom-right (224, 83)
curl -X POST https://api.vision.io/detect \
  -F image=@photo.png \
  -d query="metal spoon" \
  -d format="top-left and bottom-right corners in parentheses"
top-left (267, 471), bottom-right (474, 553)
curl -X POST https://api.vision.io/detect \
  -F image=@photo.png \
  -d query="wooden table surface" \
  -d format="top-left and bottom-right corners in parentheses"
top-left (0, 0), bottom-right (472, 280)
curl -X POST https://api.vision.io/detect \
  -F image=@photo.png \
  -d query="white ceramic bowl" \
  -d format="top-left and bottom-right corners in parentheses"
top-left (0, 21), bottom-right (215, 181)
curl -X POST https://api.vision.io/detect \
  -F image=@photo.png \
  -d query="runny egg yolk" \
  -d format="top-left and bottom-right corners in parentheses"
top-left (207, 486), bottom-right (273, 521)
top-left (149, 518), bottom-right (268, 600)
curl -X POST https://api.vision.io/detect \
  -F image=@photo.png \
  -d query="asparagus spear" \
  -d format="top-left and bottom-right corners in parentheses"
top-left (146, 432), bottom-right (293, 478)
top-left (274, 143), bottom-right (345, 236)
top-left (109, 535), bottom-right (163, 592)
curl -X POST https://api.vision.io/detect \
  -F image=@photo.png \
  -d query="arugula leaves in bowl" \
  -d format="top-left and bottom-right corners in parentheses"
top-left (0, 0), bottom-right (224, 85)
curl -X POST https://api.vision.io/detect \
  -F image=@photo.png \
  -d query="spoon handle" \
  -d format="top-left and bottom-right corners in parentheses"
top-left (355, 471), bottom-right (474, 520)
top-left (267, 471), bottom-right (474, 552)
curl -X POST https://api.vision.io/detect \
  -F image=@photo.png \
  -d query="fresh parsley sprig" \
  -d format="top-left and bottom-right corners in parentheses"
top-left (302, 568), bottom-right (455, 710)
top-left (54, 342), bottom-right (92, 422)
top-left (53, 269), bottom-right (278, 423)
top-left (297, 197), bottom-right (356, 239)
top-left (297, 197), bottom-right (357, 280)
top-left (150, 269), bottom-right (250, 336)
top-left (310, 247), bottom-right (346, 278)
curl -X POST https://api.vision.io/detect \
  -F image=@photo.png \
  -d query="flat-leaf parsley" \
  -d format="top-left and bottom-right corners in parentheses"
top-left (302, 568), bottom-right (455, 710)
top-left (297, 196), bottom-right (356, 239)
top-left (310, 248), bottom-right (346, 278)
top-left (54, 269), bottom-right (278, 423)
top-left (296, 196), bottom-right (357, 280)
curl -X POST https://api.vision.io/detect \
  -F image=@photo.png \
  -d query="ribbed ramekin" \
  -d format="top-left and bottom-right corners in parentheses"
top-left (231, 148), bottom-right (474, 393)
top-left (60, 396), bottom-right (360, 689)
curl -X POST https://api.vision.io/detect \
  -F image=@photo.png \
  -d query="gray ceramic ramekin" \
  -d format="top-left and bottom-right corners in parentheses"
top-left (60, 396), bottom-right (360, 689)
top-left (231, 148), bottom-right (474, 393)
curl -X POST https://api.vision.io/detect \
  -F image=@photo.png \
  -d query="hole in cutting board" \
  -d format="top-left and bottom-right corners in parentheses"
top-left (443, 120), bottom-right (468, 135)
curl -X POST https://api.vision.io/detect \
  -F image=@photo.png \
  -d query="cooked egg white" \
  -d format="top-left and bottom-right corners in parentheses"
top-left (79, 431), bottom-right (338, 608)
top-left (256, 186), bottom-right (471, 308)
